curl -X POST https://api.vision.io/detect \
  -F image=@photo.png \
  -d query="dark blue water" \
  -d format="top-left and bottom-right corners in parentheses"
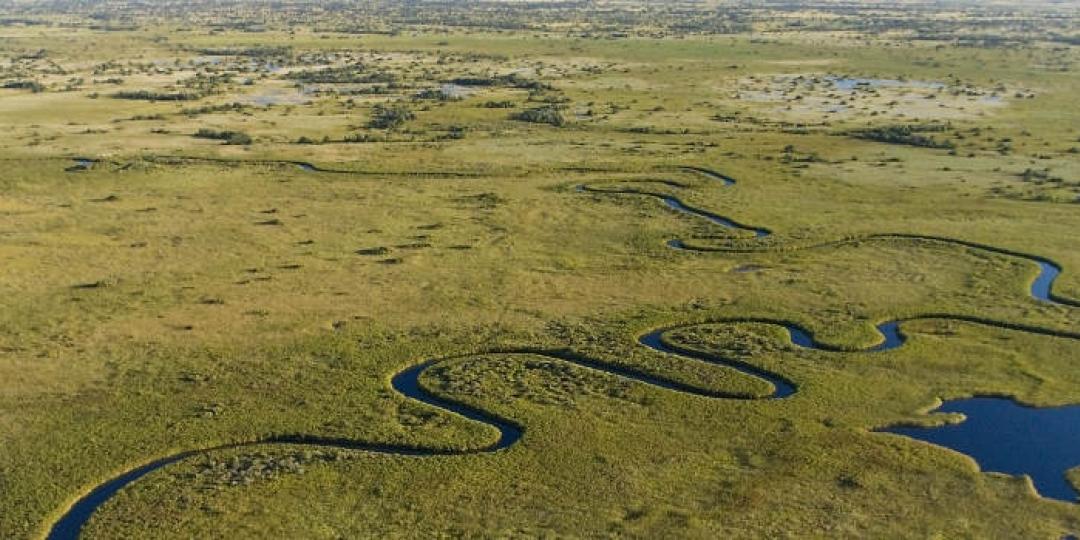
top-left (43, 317), bottom-right (1080, 538)
top-left (886, 397), bottom-right (1080, 503)
top-left (577, 168), bottom-right (768, 239)
top-left (634, 319), bottom-right (903, 399)
top-left (390, 361), bottom-right (522, 451)
top-left (681, 167), bottom-right (736, 186)
top-left (777, 320), bottom-right (903, 352)
top-left (871, 321), bottom-right (905, 351)
top-left (47, 454), bottom-right (193, 540)
top-left (46, 329), bottom-right (802, 538)
top-left (44, 167), bottom-right (1080, 537)
top-left (659, 196), bottom-right (770, 237)
top-left (781, 323), bottom-right (815, 348)
top-left (1032, 260), bottom-right (1062, 303)
top-left (881, 235), bottom-right (1073, 308)
top-left (540, 348), bottom-right (750, 399)
top-left (607, 173), bottom-right (1079, 508)
top-left (638, 329), bottom-right (796, 398)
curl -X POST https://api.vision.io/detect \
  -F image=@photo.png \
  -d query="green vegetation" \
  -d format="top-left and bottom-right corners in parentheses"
top-left (287, 67), bottom-right (398, 85)
top-left (511, 105), bottom-right (565, 126)
top-left (193, 128), bottom-right (253, 145)
top-left (848, 124), bottom-right (955, 149)
top-left (0, 1), bottom-right (1078, 539)
top-left (112, 90), bottom-right (205, 101)
top-left (2, 80), bottom-right (44, 92)
top-left (366, 104), bottom-right (415, 130)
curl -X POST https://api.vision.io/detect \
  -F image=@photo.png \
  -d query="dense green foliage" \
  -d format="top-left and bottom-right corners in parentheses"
top-left (366, 104), bottom-right (415, 129)
top-left (193, 128), bottom-right (253, 145)
top-left (511, 105), bottom-right (565, 126)
top-left (112, 90), bottom-right (205, 101)
top-left (848, 124), bottom-right (955, 149)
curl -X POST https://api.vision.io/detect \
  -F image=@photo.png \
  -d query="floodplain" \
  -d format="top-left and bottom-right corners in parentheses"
top-left (1, 1), bottom-right (1079, 538)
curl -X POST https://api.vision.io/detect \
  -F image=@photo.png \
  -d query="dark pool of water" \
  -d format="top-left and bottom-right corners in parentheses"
top-left (871, 321), bottom-right (905, 351)
top-left (885, 397), bottom-right (1080, 503)
top-left (1032, 260), bottom-right (1063, 303)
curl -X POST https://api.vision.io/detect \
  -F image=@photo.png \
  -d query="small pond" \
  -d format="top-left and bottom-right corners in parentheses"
top-left (885, 397), bottom-right (1080, 502)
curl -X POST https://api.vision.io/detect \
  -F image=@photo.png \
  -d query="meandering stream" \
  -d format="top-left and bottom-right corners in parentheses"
top-left (47, 320), bottom-right (813, 539)
top-left (581, 167), bottom-right (1076, 307)
top-left (44, 165), bottom-right (1080, 538)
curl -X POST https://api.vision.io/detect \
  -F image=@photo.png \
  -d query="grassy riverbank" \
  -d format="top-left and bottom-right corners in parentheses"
top-left (1, 3), bottom-right (1079, 538)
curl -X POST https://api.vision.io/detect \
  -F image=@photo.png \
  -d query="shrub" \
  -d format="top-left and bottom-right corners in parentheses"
top-left (447, 74), bottom-right (552, 91)
top-left (367, 104), bottom-right (415, 130)
top-left (511, 106), bottom-right (565, 127)
top-left (847, 124), bottom-right (953, 149)
top-left (287, 67), bottom-right (396, 84)
top-left (180, 102), bottom-right (247, 116)
top-left (194, 128), bottom-right (252, 145)
top-left (2, 80), bottom-right (44, 92)
top-left (113, 89), bottom-right (203, 101)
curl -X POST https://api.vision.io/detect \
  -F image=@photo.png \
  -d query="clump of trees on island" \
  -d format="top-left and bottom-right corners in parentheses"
top-left (847, 124), bottom-right (954, 149)
top-left (113, 89), bottom-right (205, 101)
top-left (287, 66), bottom-right (398, 85)
top-left (194, 128), bottom-right (252, 145)
top-left (511, 105), bottom-right (565, 127)
top-left (447, 74), bottom-right (553, 91)
top-left (367, 104), bottom-right (415, 129)
top-left (2, 80), bottom-right (44, 92)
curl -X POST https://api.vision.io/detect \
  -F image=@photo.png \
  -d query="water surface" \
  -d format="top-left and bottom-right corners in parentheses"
top-left (828, 76), bottom-right (944, 91)
top-left (886, 397), bottom-right (1080, 503)
top-left (1032, 260), bottom-right (1063, 302)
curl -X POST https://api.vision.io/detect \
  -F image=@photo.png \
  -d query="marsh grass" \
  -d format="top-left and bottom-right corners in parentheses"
top-left (1, 6), bottom-right (1079, 539)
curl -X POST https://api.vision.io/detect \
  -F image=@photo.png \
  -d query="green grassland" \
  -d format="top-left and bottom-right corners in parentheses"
top-left (1, 4), bottom-right (1079, 539)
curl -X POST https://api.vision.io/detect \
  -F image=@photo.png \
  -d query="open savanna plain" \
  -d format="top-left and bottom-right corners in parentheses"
top-left (1, 2), bottom-right (1079, 538)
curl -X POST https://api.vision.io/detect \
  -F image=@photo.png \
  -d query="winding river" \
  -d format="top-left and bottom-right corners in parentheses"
top-left (580, 167), bottom-right (1076, 307)
top-left (577, 166), bottom-right (1080, 503)
top-left (44, 164), bottom-right (1080, 538)
top-left (67, 157), bottom-right (479, 177)
top-left (43, 323), bottom-right (806, 539)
